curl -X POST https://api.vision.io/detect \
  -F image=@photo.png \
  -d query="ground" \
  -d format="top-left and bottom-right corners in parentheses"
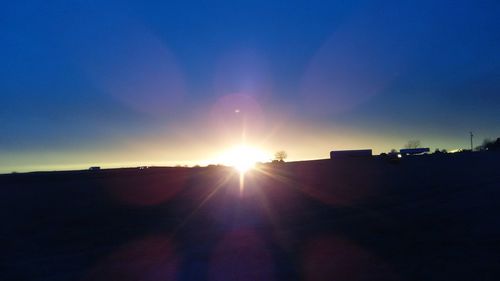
top-left (1, 152), bottom-right (499, 281)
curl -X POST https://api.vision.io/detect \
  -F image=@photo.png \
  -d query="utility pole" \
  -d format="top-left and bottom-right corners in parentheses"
top-left (470, 132), bottom-right (474, 151)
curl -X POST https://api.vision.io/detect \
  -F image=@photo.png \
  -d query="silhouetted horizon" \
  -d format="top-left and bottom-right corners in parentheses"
top-left (2, 1), bottom-right (500, 172)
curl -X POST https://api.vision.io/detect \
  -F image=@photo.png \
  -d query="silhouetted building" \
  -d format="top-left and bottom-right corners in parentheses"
top-left (330, 149), bottom-right (372, 159)
top-left (89, 166), bottom-right (101, 171)
top-left (400, 148), bottom-right (430, 155)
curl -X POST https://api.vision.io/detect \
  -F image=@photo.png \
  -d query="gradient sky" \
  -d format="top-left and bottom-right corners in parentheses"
top-left (1, 0), bottom-right (500, 172)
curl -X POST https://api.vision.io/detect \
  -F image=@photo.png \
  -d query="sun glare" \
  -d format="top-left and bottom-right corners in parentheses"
top-left (219, 145), bottom-right (268, 173)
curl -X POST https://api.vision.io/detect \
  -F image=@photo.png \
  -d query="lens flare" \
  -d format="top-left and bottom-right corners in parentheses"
top-left (219, 145), bottom-right (268, 174)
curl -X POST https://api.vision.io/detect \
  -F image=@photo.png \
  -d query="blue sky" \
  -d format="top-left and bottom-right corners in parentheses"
top-left (1, 0), bottom-right (499, 172)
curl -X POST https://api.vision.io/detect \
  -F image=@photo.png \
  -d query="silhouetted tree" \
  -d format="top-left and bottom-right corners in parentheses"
top-left (390, 149), bottom-right (398, 154)
top-left (487, 138), bottom-right (500, 150)
top-left (475, 138), bottom-right (491, 151)
top-left (477, 138), bottom-right (500, 151)
top-left (274, 150), bottom-right (287, 162)
top-left (404, 140), bottom-right (421, 149)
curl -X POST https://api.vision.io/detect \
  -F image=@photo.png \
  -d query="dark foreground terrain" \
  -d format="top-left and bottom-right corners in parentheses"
top-left (1, 152), bottom-right (500, 281)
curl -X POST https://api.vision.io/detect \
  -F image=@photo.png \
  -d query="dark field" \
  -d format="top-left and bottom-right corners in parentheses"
top-left (1, 152), bottom-right (500, 281)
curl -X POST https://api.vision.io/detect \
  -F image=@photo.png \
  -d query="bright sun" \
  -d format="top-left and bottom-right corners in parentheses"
top-left (219, 145), bottom-right (268, 173)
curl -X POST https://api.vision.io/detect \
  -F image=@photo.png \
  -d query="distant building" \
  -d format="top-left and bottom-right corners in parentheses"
top-left (330, 149), bottom-right (372, 159)
top-left (89, 166), bottom-right (101, 171)
top-left (399, 148), bottom-right (430, 156)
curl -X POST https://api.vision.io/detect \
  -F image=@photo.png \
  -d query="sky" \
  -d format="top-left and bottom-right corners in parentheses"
top-left (1, 0), bottom-right (500, 172)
